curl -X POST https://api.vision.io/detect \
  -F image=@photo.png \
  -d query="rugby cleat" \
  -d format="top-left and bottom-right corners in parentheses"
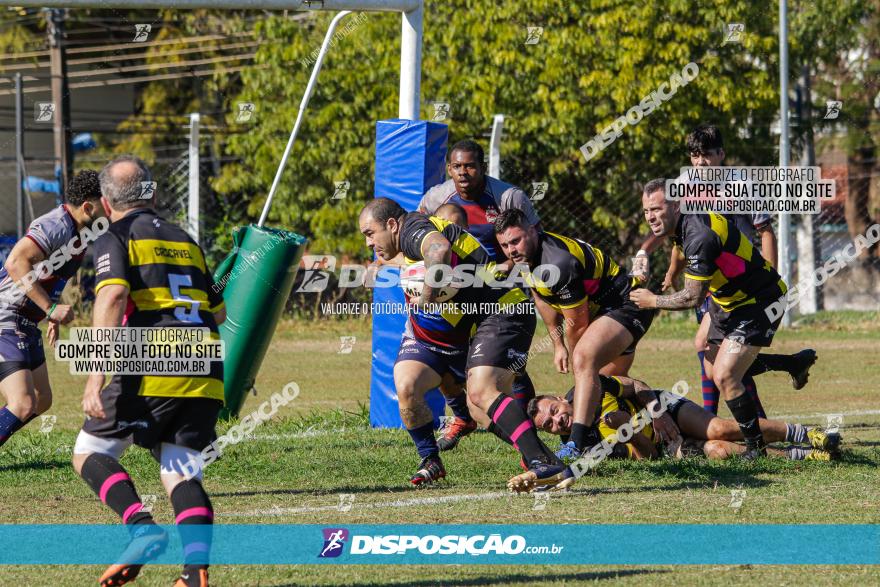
top-left (437, 417), bottom-right (477, 451)
top-left (807, 427), bottom-right (841, 454)
top-left (410, 455), bottom-right (446, 486)
top-left (174, 568), bottom-right (209, 587)
top-left (789, 349), bottom-right (818, 390)
top-left (507, 459), bottom-right (575, 493)
top-left (99, 524), bottom-right (168, 586)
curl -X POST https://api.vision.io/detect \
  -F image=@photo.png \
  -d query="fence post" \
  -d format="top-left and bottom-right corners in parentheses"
top-left (188, 112), bottom-right (200, 243)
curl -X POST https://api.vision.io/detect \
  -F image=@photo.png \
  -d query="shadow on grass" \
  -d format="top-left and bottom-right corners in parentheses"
top-left (272, 568), bottom-right (664, 587)
top-left (0, 459), bottom-right (69, 473)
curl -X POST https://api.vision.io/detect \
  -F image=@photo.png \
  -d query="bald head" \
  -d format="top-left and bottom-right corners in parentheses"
top-left (99, 155), bottom-right (154, 211)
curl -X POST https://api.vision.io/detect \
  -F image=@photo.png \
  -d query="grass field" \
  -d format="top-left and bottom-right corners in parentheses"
top-left (1, 311), bottom-right (878, 585)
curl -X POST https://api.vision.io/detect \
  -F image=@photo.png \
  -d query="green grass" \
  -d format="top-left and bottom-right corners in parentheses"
top-left (1, 313), bottom-right (879, 585)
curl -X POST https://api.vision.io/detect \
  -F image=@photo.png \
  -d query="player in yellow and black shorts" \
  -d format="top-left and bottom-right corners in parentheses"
top-left (72, 156), bottom-right (224, 587)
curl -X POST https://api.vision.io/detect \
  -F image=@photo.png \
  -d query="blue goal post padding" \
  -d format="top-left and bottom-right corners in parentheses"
top-left (370, 119), bottom-right (448, 429)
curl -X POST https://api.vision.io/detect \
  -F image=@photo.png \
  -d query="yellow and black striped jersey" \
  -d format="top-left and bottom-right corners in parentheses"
top-left (527, 232), bottom-right (628, 316)
top-left (673, 213), bottom-right (787, 312)
top-left (565, 375), bottom-right (656, 455)
top-left (92, 208), bottom-right (224, 401)
top-left (398, 212), bottom-right (529, 347)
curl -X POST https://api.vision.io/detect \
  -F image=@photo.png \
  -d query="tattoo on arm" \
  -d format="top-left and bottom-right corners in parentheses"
top-left (655, 278), bottom-right (709, 310)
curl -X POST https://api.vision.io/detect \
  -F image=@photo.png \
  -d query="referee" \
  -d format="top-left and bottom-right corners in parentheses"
top-left (72, 156), bottom-right (225, 587)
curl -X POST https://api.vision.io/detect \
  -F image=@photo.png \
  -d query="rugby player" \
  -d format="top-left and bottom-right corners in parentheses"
top-left (359, 198), bottom-right (571, 492)
top-left (0, 170), bottom-right (104, 448)
top-left (528, 375), bottom-right (840, 461)
top-left (72, 156), bottom-right (225, 587)
top-left (633, 125), bottom-right (816, 415)
top-left (418, 141), bottom-right (542, 452)
top-left (630, 180), bottom-right (788, 459)
top-left (493, 209), bottom-right (656, 459)
top-left (431, 201), bottom-right (537, 453)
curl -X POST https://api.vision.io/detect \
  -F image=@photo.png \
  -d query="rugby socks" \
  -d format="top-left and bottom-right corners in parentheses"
top-left (0, 407), bottom-right (25, 448)
top-left (487, 421), bottom-right (512, 445)
top-left (487, 393), bottom-right (554, 463)
top-left (80, 453), bottom-right (154, 526)
top-left (748, 353), bottom-right (797, 376)
top-left (444, 393), bottom-right (473, 423)
top-left (698, 352), bottom-right (719, 414)
top-left (743, 377), bottom-right (766, 419)
top-left (785, 446), bottom-right (811, 460)
top-left (725, 393), bottom-right (765, 451)
top-left (785, 423), bottom-right (809, 444)
top-left (406, 422), bottom-right (439, 458)
top-left (171, 480), bottom-right (213, 571)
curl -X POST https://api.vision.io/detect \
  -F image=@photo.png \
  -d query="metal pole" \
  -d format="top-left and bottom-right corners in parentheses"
top-left (777, 0), bottom-right (792, 327)
top-left (489, 114), bottom-right (504, 178)
top-left (188, 112), bottom-right (200, 242)
top-left (47, 8), bottom-right (72, 198)
top-left (257, 10), bottom-right (353, 227)
top-left (399, 3), bottom-right (422, 120)
top-left (15, 73), bottom-right (24, 238)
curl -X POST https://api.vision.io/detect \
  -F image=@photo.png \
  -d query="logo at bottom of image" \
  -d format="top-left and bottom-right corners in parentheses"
top-left (319, 530), bottom-right (539, 557)
top-left (319, 528), bottom-right (350, 558)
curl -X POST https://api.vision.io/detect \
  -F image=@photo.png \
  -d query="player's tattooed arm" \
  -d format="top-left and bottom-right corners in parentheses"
top-left (419, 232), bottom-right (451, 305)
top-left (654, 277), bottom-right (709, 310)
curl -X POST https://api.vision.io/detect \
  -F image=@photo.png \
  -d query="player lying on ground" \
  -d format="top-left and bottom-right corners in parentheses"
top-left (430, 201), bottom-right (537, 453)
top-left (494, 208), bottom-right (657, 459)
top-left (73, 156), bottom-right (225, 587)
top-left (527, 375), bottom-right (841, 462)
top-left (0, 170), bottom-right (104, 449)
top-left (359, 198), bottom-right (573, 492)
top-left (631, 180), bottom-right (791, 459)
top-left (632, 125), bottom-right (816, 416)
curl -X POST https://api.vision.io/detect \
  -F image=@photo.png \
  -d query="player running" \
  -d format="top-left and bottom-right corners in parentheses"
top-left (493, 209), bottom-right (656, 460)
top-left (630, 180), bottom-right (788, 459)
top-left (72, 156), bottom-right (225, 587)
top-left (632, 125), bottom-right (816, 415)
top-left (528, 375), bottom-right (840, 462)
top-left (0, 170), bottom-right (105, 449)
top-left (419, 140), bottom-right (542, 451)
top-left (359, 198), bottom-right (571, 492)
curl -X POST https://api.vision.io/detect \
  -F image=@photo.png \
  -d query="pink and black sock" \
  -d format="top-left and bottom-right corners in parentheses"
top-left (487, 393), bottom-right (555, 463)
top-left (80, 453), bottom-right (154, 526)
top-left (406, 421), bottom-right (439, 459)
top-left (444, 393), bottom-right (473, 422)
top-left (698, 351), bottom-right (719, 414)
top-left (171, 480), bottom-right (214, 571)
top-left (0, 407), bottom-right (26, 448)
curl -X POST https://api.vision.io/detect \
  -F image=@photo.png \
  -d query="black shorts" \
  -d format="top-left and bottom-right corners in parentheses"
top-left (658, 391), bottom-right (692, 424)
top-left (466, 302), bottom-right (536, 373)
top-left (82, 375), bottom-right (221, 455)
top-left (597, 302), bottom-right (656, 355)
top-left (706, 297), bottom-right (782, 347)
